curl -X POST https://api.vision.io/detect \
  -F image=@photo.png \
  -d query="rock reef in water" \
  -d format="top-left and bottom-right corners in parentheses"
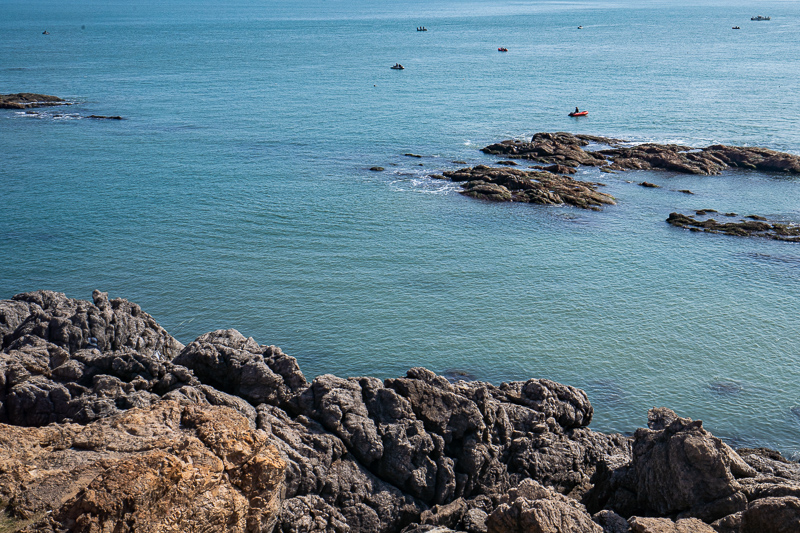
top-left (1, 290), bottom-right (799, 532)
top-left (0, 93), bottom-right (68, 109)
top-left (482, 132), bottom-right (800, 175)
top-left (434, 165), bottom-right (615, 210)
top-left (667, 212), bottom-right (800, 242)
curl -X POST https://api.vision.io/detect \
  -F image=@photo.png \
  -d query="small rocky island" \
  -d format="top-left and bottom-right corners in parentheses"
top-left (431, 165), bottom-right (615, 210)
top-left (1, 290), bottom-right (798, 532)
top-left (0, 93), bottom-right (68, 109)
top-left (482, 132), bottom-right (800, 175)
top-left (667, 212), bottom-right (800, 242)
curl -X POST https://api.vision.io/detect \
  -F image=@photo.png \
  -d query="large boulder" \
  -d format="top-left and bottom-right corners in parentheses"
top-left (588, 408), bottom-right (755, 522)
top-left (173, 329), bottom-right (306, 406)
top-left (0, 400), bottom-right (285, 532)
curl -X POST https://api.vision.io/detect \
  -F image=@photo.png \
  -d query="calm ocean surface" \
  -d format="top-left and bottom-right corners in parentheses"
top-left (2, 0), bottom-right (800, 455)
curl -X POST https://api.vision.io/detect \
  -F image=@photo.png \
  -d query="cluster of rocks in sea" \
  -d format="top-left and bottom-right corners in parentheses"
top-left (1, 290), bottom-right (799, 532)
top-left (426, 132), bottom-right (800, 239)
top-left (481, 132), bottom-right (800, 175)
top-left (430, 165), bottom-right (615, 210)
top-left (667, 211), bottom-right (800, 242)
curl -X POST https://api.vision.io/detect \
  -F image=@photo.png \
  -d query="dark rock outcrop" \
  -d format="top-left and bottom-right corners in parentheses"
top-left (666, 212), bottom-right (800, 242)
top-left (440, 165), bottom-right (615, 210)
top-left (0, 93), bottom-right (68, 109)
top-left (481, 132), bottom-right (800, 175)
top-left (1, 291), bottom-right (798, 533)
top-left (587, 408), bottom-right (758, 523)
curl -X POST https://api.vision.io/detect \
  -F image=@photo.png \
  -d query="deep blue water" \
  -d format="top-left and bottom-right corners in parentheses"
top-left (2, 0), bottom-right (800, 456)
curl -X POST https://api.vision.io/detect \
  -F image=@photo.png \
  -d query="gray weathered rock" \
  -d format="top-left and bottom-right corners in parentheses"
top-left (486, 479), bottom-right (602, 533)
top-left (173, 329), bottom-right (306, 406)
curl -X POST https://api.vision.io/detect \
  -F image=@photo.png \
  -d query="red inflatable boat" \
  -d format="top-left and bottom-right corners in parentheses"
top-left (569, 111), bottom-right (588, 117)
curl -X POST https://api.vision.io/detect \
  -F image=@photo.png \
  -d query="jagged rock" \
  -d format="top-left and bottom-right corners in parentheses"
top-left (0, 331), bottom-right (199, 426)
top-left (0, 400), bottom-right (285, 532)
top-left (0, 93), bottom-right (68, 109)
top-left (628, 516), bottom-right (715, 532)
top-left (256, 403), bottom-right (422, 532)
top-left (173, 329), bottom-right (306, 406)
top-left (440, 165), bottom-right (614, 210)
top-left (486, 479), bottom-right (602, 532)
top-left (591, 408), bottom-right (754, 523)
top-left (667, 212), bottom-right (800, 242)
top-left (3, 290), bottom-right (183, 358)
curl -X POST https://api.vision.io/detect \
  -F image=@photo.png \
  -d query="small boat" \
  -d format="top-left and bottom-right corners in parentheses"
top-left (391, 63), bottom-right (405, 70)
top-left (417, 26), bottom-right (427, 31)
top-left (732, 26), bottom-right (740, 29)
top-left (569, 110), bottom-right (589, 117)
top-left (498, 47), bottom-right (508, 52)
top-left (751, 15), bottom-right (770, 21)
top-left (577, 26), bottom-right (583, 29)
top-left (42, 30), bottom-right (49, 35)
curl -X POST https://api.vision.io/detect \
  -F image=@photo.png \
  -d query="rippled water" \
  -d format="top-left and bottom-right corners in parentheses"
top-left (2, 0), bottom-right (800, 455)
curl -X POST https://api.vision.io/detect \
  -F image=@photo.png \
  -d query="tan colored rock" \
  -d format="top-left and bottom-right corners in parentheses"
top-left (0, 400), bottom-right (285, 532)
top-left (629, 516), bottom-right (715, 533)
top-left (486, 479), bottom-right (601, 533)
top-left (740, 496), bottom-right (800, 533)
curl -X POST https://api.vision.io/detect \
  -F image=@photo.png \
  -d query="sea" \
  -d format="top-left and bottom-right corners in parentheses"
top-left (2, 0), bottom-right (800, 456)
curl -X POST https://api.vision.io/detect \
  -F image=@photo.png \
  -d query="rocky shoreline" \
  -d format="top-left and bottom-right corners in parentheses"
top-left (0, 290), bottom-right (798, 532)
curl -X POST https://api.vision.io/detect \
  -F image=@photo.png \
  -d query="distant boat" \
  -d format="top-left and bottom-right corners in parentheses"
top-left (42, 30), bottom-right (49, 35)
top-left (569, 110), bottom-right (589, 117)
top-left (391, 63), bottom-right (405, 70)
top-left (498, 47), bottom-right (508, 52)
top-left (732, 26), bottom-right (741, 29)
top-left (577, 26), bottom-right (583, 29)
top-left (417, 26), bottom-right (427, 31)
top-left (751, 15), bottom-right (770, 21)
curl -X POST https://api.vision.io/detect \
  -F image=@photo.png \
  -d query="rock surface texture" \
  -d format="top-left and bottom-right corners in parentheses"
top-left (435, 165), bottom-right (615, 210)
top-left (0, 93), bottom-right (68, 109)
top-left (0, 290), bottom-right (797, 532)
top-left (481, 132), bottom-right (800, 175)
top-left (0, 400), bottom-right (285, 532)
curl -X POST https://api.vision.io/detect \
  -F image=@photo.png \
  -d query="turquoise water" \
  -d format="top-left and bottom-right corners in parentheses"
top-left (3, 0), bottom-right (800, 455)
